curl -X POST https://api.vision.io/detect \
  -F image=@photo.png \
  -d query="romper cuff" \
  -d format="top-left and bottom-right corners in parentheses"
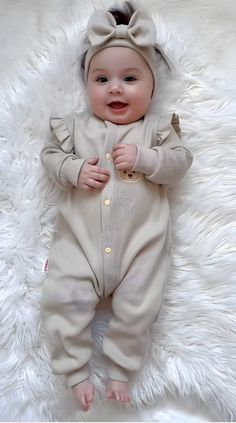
top-left (106, 359), bottom-right (129, 382)
top-left (67, 364), bottom-right (90, 387)
top-left (60, 156), bottom-right (86, 187)
top-left (132, 146), bottom-right (157, 176)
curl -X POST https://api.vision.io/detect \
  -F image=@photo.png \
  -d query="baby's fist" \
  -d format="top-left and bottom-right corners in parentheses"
top-left (112, 144), bottom-right (137, 170)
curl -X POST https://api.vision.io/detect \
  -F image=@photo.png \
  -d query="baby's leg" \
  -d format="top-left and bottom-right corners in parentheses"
top-left (41, 221), bottom-right (100, 407)
top-left (72, 379), bottom-right (95, 412)
top-left (42, 276), bottom-right (99, 409)
top-left (103, 244), bottom-right (169, 401)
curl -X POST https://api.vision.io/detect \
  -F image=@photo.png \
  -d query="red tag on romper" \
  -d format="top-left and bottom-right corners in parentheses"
top-left (42, 258), bottom-right (48, 273)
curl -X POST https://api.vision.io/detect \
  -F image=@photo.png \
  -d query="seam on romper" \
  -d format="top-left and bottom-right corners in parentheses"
top-left (158, 219), bottom-right (172, 311)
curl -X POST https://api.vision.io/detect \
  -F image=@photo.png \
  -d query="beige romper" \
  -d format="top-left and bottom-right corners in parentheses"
top-left (41, 111), bottom-right (193, 387)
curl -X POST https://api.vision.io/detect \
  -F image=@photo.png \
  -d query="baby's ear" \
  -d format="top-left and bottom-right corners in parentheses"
top-left (171, 113), bottom-right (181, 137)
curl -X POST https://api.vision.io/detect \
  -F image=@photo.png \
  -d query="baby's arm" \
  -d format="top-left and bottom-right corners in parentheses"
top-left (112, 118), bottom-right (193, 185)
top-left (41, 119), bottom-right (109, 190)
top-left (41, 129), bottom-right (85, 189)
top-left (133, 124), bottom-right (193, 185)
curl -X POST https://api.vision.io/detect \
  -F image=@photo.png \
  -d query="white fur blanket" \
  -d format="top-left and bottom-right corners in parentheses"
top-left (0, 0), bottom-right (235, 421)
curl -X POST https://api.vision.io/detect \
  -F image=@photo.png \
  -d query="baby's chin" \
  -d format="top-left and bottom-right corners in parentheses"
top-left (93, 111), bottom-right (144, 125)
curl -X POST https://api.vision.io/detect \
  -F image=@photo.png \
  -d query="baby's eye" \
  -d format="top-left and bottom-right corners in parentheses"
top-left (96, 76), bottom-right (108, 83)
top-left (123, 75), bottom-right (137, 82)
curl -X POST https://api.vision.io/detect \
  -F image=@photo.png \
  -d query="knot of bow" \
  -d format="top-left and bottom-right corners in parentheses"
top-left (87, 10), bottom-right (156, 48)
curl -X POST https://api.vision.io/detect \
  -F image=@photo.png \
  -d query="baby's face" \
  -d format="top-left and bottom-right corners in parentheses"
top-left (86, 47), bottom-right (154, 125)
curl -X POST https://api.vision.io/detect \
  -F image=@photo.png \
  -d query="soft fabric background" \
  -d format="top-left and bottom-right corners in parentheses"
top-left (0, 0), bottom-right (235, 421)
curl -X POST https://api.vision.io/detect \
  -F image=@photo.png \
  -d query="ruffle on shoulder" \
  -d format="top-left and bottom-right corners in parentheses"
top-left (156, 116), bottom-right (171, 144)
top-left (156, 113), bottom-right (181, 144)
top-left (50, 116), bottom-right (74, 153)
top-left (171, 113), bottom-right (181, 136)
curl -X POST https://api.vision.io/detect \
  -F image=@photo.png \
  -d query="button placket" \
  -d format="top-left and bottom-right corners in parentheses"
top-left (101, 124), bottom-right (117, 295)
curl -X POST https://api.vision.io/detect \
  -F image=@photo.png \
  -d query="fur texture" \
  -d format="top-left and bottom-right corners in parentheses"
top-left (0, 0), bottom-right (235, 421)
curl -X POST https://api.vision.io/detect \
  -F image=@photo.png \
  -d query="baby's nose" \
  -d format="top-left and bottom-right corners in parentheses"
top-left (109, 80), bottom-right (122, 94)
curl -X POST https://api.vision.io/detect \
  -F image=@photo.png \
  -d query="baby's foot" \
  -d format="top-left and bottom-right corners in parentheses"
top-left (106, 379), bottom-right (130, 403)
top-left (72, 379), bottom-right (94, 412)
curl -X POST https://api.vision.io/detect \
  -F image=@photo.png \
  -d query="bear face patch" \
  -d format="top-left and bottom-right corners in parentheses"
top-left (118, 169), bottom-right (143, 183)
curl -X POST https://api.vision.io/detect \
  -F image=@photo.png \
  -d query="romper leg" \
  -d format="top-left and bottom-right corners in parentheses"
top-left (103, 243), bottom-right (170, 381)
top-left (41, 219), bottom-right (100, 387)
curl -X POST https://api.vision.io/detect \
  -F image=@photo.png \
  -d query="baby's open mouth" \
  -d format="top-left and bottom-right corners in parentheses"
top-left (108, 102), bottom-right (128, 110)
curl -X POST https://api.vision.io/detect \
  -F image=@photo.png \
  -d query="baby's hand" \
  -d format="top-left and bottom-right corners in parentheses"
top-left (112, 144), bottom-right (137, 170)
top-left (78, 157), bottom-right (110, 191)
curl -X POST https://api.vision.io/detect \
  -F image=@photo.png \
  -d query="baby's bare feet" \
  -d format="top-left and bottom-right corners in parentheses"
top-left (72, 379), bottom-right (94, 412)
top-left (106, 379), bottom-right (130, 403)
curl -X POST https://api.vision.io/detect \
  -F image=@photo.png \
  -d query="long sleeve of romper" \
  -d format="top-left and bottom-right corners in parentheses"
top-left (132, 115), bottom-right (193, 185)
top-left (40, 117), bottom-right (86, 189)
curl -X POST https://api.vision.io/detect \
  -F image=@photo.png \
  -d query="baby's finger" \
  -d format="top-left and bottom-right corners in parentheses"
top-left (87, 179), bottom-right (106, 189)
top-left (113, 155), bottom-right (126, 165)
top-left (113, 144), bottom-right (126, 151)
top-left (87, 157), bottom-right (99, 165)
top-left (91, 172), bottom-right (110, 182)
top-left (113, 154), bottom-right (126, 165)
top-left (92, 166), bottom-right (110, 176)
top-left (114, 161), bottom-right (129, 170)
top-left (112, 149), bottom-right (125, 160)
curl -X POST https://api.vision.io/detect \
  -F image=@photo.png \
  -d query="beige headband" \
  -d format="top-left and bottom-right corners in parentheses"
top-left (84, 9), bottom-right (158, 88)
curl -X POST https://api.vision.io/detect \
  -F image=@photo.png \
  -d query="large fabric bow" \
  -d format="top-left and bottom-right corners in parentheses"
top-left (87, 10), bottom-right (156, 47)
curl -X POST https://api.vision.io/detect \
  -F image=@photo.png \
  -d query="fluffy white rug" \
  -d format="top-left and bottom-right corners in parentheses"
top-left (0, 0), bottom-right (235, 421)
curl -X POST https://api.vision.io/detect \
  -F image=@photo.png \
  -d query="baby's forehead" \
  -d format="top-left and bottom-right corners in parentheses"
top-left (89, 46), bottom-right (152, 73)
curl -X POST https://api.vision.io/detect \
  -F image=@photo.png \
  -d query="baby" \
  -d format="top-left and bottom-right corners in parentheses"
top-left (40, 1), bottom-right (193, 412)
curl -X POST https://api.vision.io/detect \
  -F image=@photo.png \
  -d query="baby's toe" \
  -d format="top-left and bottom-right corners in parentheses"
top-left (125, 391), bottom-right (131, 402)
top-left (115, 391), bottom-right (120, 401)
top-left (86, 389), bottom-right (93, 404)
top-left (106, 389), bottom-right (113, 399)
top-left (81, 395), bottom-right (89, 412)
